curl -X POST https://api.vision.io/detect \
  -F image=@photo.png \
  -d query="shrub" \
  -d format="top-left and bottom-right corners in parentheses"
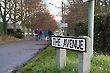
top-left (73, 14), bottom-right (110, 55)
top-left (14, 31), bottom-right (24, 39)
top-left (74, 22), bottom-right (88, 36)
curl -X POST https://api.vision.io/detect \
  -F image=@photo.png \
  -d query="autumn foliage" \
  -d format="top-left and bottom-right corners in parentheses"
top-left (64, 0), bottom-right (88, 34)
top-left (33, 12), bottom-right (58, 31)
top-left (23, 0), bottom-right (58, 32)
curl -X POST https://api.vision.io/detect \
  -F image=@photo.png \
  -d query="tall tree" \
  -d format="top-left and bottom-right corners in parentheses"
top-left (22, 0), bottom-right (44, 31)
top-left (34, 12), bottom-right (58, 31)
top-left (10, 0), bottom-right (19, 32)
top-left (0, 0), bottom-right (13, 34)
top-left (66, 0), bottom-right (110, 35)
top-left (95, 0), bottom-right (110, 15)
top-left (22, 0), bottom-right (57, 31)
top-left (65, 0), bottom-right (88, 34)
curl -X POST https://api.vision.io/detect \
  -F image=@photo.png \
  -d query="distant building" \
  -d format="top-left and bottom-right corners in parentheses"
top-left (7, 21), bottom-right (22, 35)
top-left (7, 21), bottom-right (22, 29)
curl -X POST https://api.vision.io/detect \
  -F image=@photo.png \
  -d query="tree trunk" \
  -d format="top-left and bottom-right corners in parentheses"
top-left (3, 16), bottom-right (7, 34)
top-left (20, 0), bottom-right (25, 33)
top-left (13, 0), bottom-right (17, 32)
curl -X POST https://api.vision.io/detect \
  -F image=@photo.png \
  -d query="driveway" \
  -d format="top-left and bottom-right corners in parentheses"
top-left (0, 40), bottom-right (48, 73)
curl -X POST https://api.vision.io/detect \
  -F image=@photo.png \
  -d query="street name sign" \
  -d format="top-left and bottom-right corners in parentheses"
top-left (58, 21), bottom-right (68, 28)
top-left (52, 36), bottom-right (86, 52)
top-left (59, 23), bottom-right (68, 28)
top-left (83, 0), bottom-right (89, 2)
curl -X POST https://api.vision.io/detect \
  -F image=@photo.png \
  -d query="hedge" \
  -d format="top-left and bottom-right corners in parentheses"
top-left (73, 14), bottom-right (110, 55)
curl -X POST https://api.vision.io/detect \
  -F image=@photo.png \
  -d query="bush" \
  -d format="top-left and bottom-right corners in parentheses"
top-left (7, 29), bottom-right (24, 39)
top-left (74, 22), bottom-right (88, 36)
top-left (73, 14), bottom-right (110, 55)
top-left (94, 14), bottom-right (110, 54)
top-left (14, 31), bottom-right (24, 39)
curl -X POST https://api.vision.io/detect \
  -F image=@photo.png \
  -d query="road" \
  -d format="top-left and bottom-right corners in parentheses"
top-left (0, 40), bottom-right (48, 73)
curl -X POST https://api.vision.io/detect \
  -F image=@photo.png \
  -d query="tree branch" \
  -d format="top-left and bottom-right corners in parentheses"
top-left (0, 3), bottom-right (3, 18)
top-left (6, 7), bottom-right (13, 15)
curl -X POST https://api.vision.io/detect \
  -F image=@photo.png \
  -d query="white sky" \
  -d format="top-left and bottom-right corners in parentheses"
top-left (45, 0), bottom-right (65, 21)
top-left (0, 0), bottom-right (66, 22)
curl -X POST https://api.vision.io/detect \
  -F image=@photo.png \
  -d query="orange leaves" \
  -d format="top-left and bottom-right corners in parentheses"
top-left (33, 12), bottom-right (58, 31)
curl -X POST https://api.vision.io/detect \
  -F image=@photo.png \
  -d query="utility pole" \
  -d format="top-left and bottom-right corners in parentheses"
top-left (56, 1), bottom-right (66, 69)
top-left (61, 1), bottom-right (64, 34)
top-left (62, 1), bottom-right (67, 36)
top-left (62, 2), bottom-right (64, 22)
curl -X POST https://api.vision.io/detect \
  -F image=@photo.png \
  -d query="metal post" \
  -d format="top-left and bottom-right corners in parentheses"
top-left (88, 0), bottom-right (94, 57)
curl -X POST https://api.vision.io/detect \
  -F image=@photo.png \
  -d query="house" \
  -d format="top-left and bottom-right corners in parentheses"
top-left (7, 21), bottom-right (22, 35)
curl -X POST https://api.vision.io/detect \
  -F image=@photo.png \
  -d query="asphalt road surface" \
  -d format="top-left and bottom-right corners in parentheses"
top-left (0, 40), bottom-right (48, 73)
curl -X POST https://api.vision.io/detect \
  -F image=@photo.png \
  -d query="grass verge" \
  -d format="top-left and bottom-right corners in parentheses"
top-left (17, 46), bottom-right (110, 73)
top-left (0, 36), bottom-right (18, 44)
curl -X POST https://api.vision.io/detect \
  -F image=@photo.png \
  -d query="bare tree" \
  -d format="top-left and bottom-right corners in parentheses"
top-left (66, 0), bottom-right (110, 34)
top-left (95, 0), bottom-right (110, 15)
top-left (0, 0), bottom-right (13, 34)
top-left (65, 0), bottom-right (88, 34)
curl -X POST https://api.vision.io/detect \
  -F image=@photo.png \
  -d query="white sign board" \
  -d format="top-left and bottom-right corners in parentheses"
top-left (58, 22), bottom-right (68, 28)
top-left (52, 36), bottom-right (86, 52)
top-left (83, 0), bottom-right (89, 2)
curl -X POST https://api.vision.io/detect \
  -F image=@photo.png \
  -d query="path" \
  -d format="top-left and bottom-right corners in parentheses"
top-left (0, 40), bottom-right (49, 73)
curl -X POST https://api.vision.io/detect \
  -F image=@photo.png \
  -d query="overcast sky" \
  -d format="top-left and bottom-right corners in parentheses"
top-left (45, 0), bottom-right (66, 21)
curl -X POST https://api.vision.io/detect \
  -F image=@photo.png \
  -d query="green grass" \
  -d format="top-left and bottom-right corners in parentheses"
top-left (17, 46), bottom-right (110, 73)
top-left (91, 55), bottom-right (110, 73)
